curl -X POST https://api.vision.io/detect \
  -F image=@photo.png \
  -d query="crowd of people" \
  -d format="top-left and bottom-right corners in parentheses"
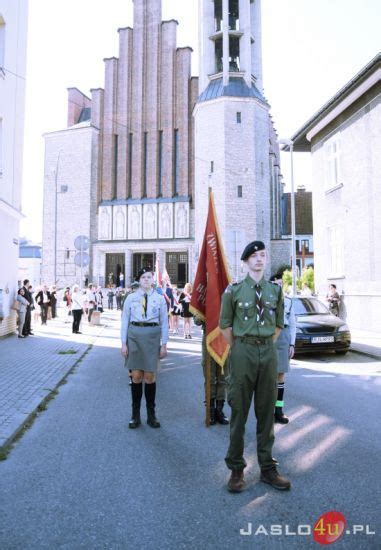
top-left (14, 277), bottom-right (196, 341)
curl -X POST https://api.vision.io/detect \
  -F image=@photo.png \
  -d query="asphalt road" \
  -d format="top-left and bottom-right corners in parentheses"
top-left (0, 317), bottom-right (380, 550)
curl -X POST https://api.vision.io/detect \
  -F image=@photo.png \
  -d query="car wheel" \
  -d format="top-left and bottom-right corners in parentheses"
top-left (335, 350), bottom-right (349, 355)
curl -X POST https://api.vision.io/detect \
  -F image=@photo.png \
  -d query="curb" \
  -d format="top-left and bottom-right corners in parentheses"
top-left (0, 325), bottom-right (105, 458)
top-left (349, 345), bottom-right (381, 361)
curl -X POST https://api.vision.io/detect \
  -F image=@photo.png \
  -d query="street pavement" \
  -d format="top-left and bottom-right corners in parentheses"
top-left (0, 311), bottom-right (380, 549)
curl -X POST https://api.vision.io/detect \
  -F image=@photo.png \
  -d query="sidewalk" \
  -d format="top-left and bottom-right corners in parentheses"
top-left (0, 309), bottom-right (107, 454)
top-left (350, 328), bottom-right (381, 359)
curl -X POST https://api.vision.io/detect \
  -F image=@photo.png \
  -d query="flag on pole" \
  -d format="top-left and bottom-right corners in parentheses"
top-left (155, 257), bottom-right (162, 286)
top-left (190, 192), bottom-right (231, 367)
top-left (162, 266), bottom-right (171, 286)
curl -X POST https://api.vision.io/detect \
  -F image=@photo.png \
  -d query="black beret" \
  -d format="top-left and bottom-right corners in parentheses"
top-left (135, 267), bottom-right (153, 282)
top-left (240, 241), bottom-right (266, 261)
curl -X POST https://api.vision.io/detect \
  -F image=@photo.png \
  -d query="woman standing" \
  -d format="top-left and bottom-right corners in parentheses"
top-left (16, 288), bottom-right (30, 338)
top-left (171, 287), bottom-right (182, 334)
top-left (179, 282), bottom-right (193, 339)
top-left (121, 268), bottom-right (168, 429)
top-left (270, 274), bottom-right (296, 424)
top-left (50, 286), bottom-right (58, 318)
top-left (71, 285), bottom-right (84, 334)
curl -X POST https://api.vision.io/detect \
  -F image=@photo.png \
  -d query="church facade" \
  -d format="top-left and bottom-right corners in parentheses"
top-left (42, 0), bottom-right (288, 289)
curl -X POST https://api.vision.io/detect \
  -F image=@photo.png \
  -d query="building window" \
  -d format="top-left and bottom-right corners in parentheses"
top-left (173, 129), bottom-right (179, 196)
top-left (143, 132), bottom-right (148, 197)
top-left (214, 0), bottom-right (222, 32)
top-left (113, 134), bottom-right (118, 199)
top-left (158, 130), bottom-right (163, 196)
top-left (236, 112), bottom-right (241, 123)
top-left (328, 224), bottom-right (344, 276)
top-left (301, 239), bottom-right (309, 253)
top-left (0, 17), bottom-right (5, 69)
top-left (237, 185), bottom-right (242, 198)
top-left (228, 0), bottom-right (239, 30)
top-left (215, 37), bottom-right (223, 73)
top-left (210, 161), bottom-right (214, 174)
top-left (229, 36), bottom-right (240, 71)
top-left (128, 133), bottom-right (133, 198)
top-left (324, 134), bottom-right (342, 190)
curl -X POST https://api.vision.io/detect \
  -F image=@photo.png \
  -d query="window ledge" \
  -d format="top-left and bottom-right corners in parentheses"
top-left (325, 182), bottom-right (344, 195)
top-left (328, 275), bottom-right (346, 280)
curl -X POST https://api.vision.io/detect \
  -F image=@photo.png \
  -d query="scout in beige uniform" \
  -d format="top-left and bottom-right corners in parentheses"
top-left (121, 269), bottom-right (168, 429)
top-left (220, 241), bottom-right (291, 492)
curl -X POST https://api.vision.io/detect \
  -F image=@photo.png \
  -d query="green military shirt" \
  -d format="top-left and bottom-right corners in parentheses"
top-left (219, 275), bottom-right (284, 338)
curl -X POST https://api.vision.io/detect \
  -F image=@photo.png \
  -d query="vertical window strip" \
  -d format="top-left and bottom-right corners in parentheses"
top-left (128, 133), bottom-right (133, 198)
top-left (158, 130), bottom-right (163, 196)
top-left (143, 132), bottom-right (148, 197)
top-left (174, 129), bottom-right (179, 196)
top-left (113, 134), bottom-right (118, 199)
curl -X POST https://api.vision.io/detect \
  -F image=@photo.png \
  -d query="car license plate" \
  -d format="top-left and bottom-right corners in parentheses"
top-left (311, 336), bottom-right (335, 343)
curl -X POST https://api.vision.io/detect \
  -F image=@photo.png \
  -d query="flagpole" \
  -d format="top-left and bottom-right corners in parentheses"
top-left (205, 188), bottom-right (213, 427)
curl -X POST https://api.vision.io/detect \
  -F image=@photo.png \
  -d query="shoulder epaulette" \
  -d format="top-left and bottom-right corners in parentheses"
top-left (224, 282), bottom-right (240, 293)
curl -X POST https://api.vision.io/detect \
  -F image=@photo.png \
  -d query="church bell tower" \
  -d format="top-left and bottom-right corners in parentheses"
top-left (194, 0), bottom-right (278, 280)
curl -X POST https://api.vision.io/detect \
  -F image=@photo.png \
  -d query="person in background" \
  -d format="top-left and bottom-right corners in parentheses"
top-left (63, 287), bottom-right (72, 322)
top-left (33, 286), bottom-right (41, 324)
top-left (270, 274), bottom-right (296, 424)
top-left (326, 284), bottom-right (340, 317)
top-left (50, 285), bottom-right (58, 318)
top-left (86, 283), bottom-right (96, 322)
top-left (115, 287), bottom-right (123, 311)
top-left (179, 283), bottom-right (193, 339)
top-left (301, 282), bottom-right (312, 296)
top-left (194, 314), bottom-right (229, 425)
top-left (170, 287), bottom-right (182, 334)
top-left (16, 288), bottom-right (30, 338)
top-left (35, 285), bottom-right (51, 325)
top-left (19, 279), bottom-right (34, 336)
top-left (71, 285), bottom-right (84, 334)
top-left (107, 287), bottom-right (115, 310)
top-left (95, 286), bottom-right (104, 312)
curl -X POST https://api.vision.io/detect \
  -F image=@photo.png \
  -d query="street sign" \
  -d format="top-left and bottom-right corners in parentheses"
top-left (74, 235), bottom-right (90, 251)
top-left (74, 252), bottom-right (90, 268)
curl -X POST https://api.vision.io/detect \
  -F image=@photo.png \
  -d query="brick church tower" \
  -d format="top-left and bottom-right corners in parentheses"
top-left (194, 0), bottom-right (285, 279)
top-left (42, 0), bottom-right (198, 288)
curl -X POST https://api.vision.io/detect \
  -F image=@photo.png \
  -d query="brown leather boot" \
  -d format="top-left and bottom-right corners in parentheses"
top-left (260, 467), bottom-right (291, 490)
top-left (227, 470), bottom-right (245, 493)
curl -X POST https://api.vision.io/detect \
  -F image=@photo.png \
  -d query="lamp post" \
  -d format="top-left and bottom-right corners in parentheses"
top-left (279, 138), bottom-right (297, 296)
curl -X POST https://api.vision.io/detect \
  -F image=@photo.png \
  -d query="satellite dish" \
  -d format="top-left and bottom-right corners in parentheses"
top-left (74, 252), bottom-right (90, 268)
top-left (74, 235), bottom-right (90, 251)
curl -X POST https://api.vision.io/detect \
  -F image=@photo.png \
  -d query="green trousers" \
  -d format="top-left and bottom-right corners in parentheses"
top-left (202, 357), bottom-right (229, 401)
top-left (225, 338), bottom-right (278, 471)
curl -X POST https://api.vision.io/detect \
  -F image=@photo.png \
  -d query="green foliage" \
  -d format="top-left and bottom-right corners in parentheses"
top-left (276, 266), bottom-right (315, 294)
top-left (300, 266), bottom-right (315, 292)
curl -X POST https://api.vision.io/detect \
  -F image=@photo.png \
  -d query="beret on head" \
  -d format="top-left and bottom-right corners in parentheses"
top-left (240, 240), bottom-right (266, 261)
top-left (135, 267), bottom-right (152, 282)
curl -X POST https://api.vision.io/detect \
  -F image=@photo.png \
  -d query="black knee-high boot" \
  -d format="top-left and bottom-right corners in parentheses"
top-left (129, 382), bottom-right (143, 429)
top-left (275, 382), bottom-right (289, 424)
top-left (145, 382), bottom-right (160, 428)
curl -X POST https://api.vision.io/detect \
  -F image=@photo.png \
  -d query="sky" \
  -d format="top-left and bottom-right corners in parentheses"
top-left (21, 0), bottom-right (381, 242)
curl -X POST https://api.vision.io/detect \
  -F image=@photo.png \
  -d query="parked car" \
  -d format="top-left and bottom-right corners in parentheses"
top-left (293, 297), bottom-right (351, 355)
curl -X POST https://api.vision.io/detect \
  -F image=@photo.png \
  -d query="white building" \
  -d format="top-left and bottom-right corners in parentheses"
top-left (0, 0), bottom-right (28, 336)
top-left (194, 0), bottom-right (287, 280)
top-left (290, 53), bottom-right (381, 332)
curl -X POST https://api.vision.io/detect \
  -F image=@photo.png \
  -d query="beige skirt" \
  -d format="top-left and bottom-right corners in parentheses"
top-left (125, 324), bottom-right (161, 373)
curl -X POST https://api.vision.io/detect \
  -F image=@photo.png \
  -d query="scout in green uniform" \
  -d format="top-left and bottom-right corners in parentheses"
top-left (194, 315), bottom-right (229, 425)
top-left (219, 241), bottom-right (291, 492)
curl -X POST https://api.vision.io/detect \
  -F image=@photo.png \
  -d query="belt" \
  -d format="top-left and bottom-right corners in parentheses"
top-left (130, 321), bottom-right (159, 327)
top-left (236, 335), bottom-right (272, 345)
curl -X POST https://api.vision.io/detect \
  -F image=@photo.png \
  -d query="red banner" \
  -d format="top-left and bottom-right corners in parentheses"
top-left (190, 192), bottom-right (231, 367)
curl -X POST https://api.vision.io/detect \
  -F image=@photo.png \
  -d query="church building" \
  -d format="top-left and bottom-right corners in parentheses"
top-left (41, 0), bottom-right (288, 288)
